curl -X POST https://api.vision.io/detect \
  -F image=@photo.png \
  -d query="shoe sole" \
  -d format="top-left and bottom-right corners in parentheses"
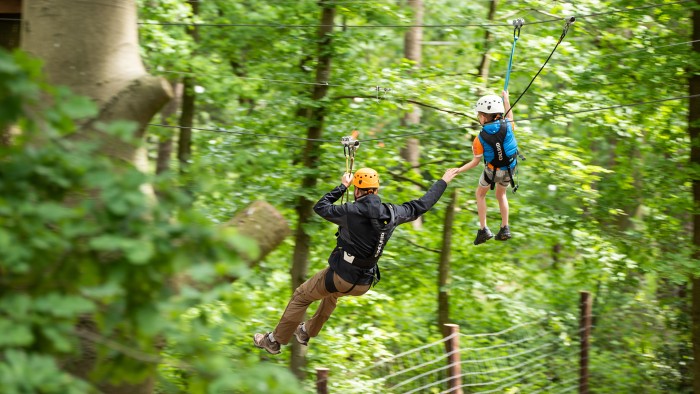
top-left (474, 235), bottom-right (493, 245)
top-left (253, 335), bottom-right (281, 354)
top-left (495, 235), bottom-right (511, 241)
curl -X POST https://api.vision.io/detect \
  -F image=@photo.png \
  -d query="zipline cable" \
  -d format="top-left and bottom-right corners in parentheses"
top-left (1, 1), bottom-right (692, 27)
top-left (505, 16), bottom-right (575, 118)
top-left (150, 35), bottom-right (695, 92)
top-left (135, 0), bottom-right (692, 28)
top-left (147, 92), bottom-right (700, 144)
top-left (598, 39), bottom-right (700, 58)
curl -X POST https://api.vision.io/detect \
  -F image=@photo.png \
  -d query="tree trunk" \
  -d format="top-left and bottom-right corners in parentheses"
top-left (21, 1), bottom-right (171, 170)
top-left (438, 189), bottom-right (458, 337)
top-left (0, 0), bottom-right (21, 50)
top-left (225, 200), bottom-right (291, 265)
top-left (477, 0), bottom-right (498, 88)
top-left (177, 0), bottom-right (199, 173)
top-left (156, 81), bottom-right (183, 176)
top-left (690, 3), bottom-right (700, 391)
top-left (178, 76), bottom-right (195, 171)
top-left (290, 1), bottom-right (335, 380)
top-left (401, 0), bottom-right (424, 229)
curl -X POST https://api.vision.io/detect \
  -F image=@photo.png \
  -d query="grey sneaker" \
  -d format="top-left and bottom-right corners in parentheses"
top-left (495, 225), bottom-right (511, 241)
top-left (253, 332), bottom-right (281, 354)
top-left (473, 227), bottom-right (494, 245)
top-left (294, 323), bottom-right (309, 346)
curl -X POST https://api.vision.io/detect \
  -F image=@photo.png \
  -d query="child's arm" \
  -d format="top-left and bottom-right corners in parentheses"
top-left (503, 90), bottom-right (514, 122)
top-left (457, 156), bottom-right (481, 173)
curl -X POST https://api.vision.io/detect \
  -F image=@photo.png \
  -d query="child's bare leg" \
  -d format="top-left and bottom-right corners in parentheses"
top-left (495, 184), bottom-right (509, 227)
top-left (476, 185), bottom-right (489, 229)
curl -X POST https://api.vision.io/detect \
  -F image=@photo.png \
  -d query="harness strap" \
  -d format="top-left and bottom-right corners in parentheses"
top-left (484, 169), bottom-right (496, 190)
top-left (324, 268), bottom-right (338, 293)
top-left (324, 268), bottom-right (358, 294)
top-left (507, 166), bottom-right (515, 189)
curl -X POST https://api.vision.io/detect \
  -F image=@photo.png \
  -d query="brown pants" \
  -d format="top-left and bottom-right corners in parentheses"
top-left (272, 267), bottom-right (370, 345)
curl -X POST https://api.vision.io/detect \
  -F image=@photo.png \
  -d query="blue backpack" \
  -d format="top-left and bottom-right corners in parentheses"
top-left (478, 119), bottom-right (521, 191)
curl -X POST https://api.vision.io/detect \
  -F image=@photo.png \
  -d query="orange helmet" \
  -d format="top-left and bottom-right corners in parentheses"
top-left (352, 168), bottom-right (379, 189)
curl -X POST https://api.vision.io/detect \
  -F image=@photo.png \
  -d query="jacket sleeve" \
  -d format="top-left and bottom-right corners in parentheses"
top-left (393, 179), bottom-right (448, 225)
top-left (313, 184), bottom-right (350, 226)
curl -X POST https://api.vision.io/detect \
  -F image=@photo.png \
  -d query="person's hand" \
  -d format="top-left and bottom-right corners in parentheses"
top-left (441, 168), bottom-right (460, 184)
top-left (341, 172), bottom-right (353, 187)
top-left (502, 90), bottom-right (509, 100)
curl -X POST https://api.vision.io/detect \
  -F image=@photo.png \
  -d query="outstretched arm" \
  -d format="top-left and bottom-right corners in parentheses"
top-left (503, 90), bottom-right (514, 123)
top-left (392, 169), bottom-right (457, 225)
top-left (457, 156), bottom-right (481, 173)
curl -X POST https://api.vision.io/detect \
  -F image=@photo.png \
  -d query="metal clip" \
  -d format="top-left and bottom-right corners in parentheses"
top-left (512, 18), bottom-right (524, 38)
top-left (341, 135), bottom-right (360, 149)
top-left (341, 129), bottom-right (360, 148)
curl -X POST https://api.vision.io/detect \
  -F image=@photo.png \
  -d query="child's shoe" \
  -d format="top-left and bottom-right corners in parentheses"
top-left (473, 227), bottom-right (494, 245)
top-left (495, 226), bottom-right (511, 241)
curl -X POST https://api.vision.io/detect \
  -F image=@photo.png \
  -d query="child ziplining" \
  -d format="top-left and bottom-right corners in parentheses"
top-left (453, 91), bottom-right (519, 245)
top-left (452, 17), bottom-right (573, 245)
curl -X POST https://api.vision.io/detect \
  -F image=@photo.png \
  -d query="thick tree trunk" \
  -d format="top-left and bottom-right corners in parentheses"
top-left (21, 0), bottom-right (171, 170)
top-left (290, 2), bottom-right (335, 380)
top-left (225, 200), bottom-right (291, 265)
top-left (438, 189), bottom-right (458, 338)
top-left (690, 3), bottom-right (700, 391)
top-left (401, 0), bottom-right (424, 229)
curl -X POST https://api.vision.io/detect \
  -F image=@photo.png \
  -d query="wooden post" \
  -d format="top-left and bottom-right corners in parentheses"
top-left (444, 323), bottom-right (463, 394)
top-left (579, 291), bottom-right (592, 394)
top-left (316, 367), bottom-right (329, 394)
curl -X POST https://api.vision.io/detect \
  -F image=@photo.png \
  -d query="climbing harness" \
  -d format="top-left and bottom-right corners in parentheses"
top-left (505, 16), bottom-right (576, 117)
top-left (340, 130), bottom-right (360, 203)
top-left (326, 202), bottom-right (396, 293)
top-left (480, 119), bottom-right (519, 192)
top-left (503, 18), bottom-right (524, 92)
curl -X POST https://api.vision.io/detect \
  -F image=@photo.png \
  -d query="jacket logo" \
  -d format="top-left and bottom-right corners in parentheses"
top-left (496, 142), bottom-right (504, 161)
top-left (374, 232), bottom-right (386, 257)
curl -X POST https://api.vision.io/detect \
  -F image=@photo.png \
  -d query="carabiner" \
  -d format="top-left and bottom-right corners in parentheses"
top-left (512, 18), bottom-right (524, 39)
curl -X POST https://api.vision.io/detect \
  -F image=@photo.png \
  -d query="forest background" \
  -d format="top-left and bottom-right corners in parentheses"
top-left (1, 0), bottom-right (700, 393)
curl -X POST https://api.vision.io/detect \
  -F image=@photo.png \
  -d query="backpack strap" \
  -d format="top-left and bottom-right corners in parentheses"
top-left (480, 120), bottom-right (519, 190)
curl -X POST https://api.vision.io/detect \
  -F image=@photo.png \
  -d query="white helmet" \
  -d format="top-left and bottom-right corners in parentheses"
top-left (475, 94), bottom-right (504, 114)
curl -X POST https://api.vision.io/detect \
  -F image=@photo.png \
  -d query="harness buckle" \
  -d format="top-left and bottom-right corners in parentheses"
top-left (343, 251), bottom-right (356, 264)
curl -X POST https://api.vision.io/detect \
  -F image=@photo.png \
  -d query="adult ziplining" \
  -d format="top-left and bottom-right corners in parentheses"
top-left (252, 15), bottom-right (583, 354)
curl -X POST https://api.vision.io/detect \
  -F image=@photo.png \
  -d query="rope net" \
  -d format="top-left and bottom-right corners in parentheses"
top-left (335, 317), bottom-right (581, 394)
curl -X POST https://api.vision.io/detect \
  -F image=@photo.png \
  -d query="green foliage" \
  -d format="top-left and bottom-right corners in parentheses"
top-left (0, 49), bottom-right (303, 393)
top-left (7, 0), bottom-right (689, 391)
top-left (136, 0), bottom-right (696, 388)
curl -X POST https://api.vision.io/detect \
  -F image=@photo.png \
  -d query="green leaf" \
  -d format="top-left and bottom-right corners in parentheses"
top-left (0, 319), bottom-right (34, 346)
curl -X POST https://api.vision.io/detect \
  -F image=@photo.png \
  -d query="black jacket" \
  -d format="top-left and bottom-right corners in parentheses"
top-left (313, 179), bottom-right (448, 285)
